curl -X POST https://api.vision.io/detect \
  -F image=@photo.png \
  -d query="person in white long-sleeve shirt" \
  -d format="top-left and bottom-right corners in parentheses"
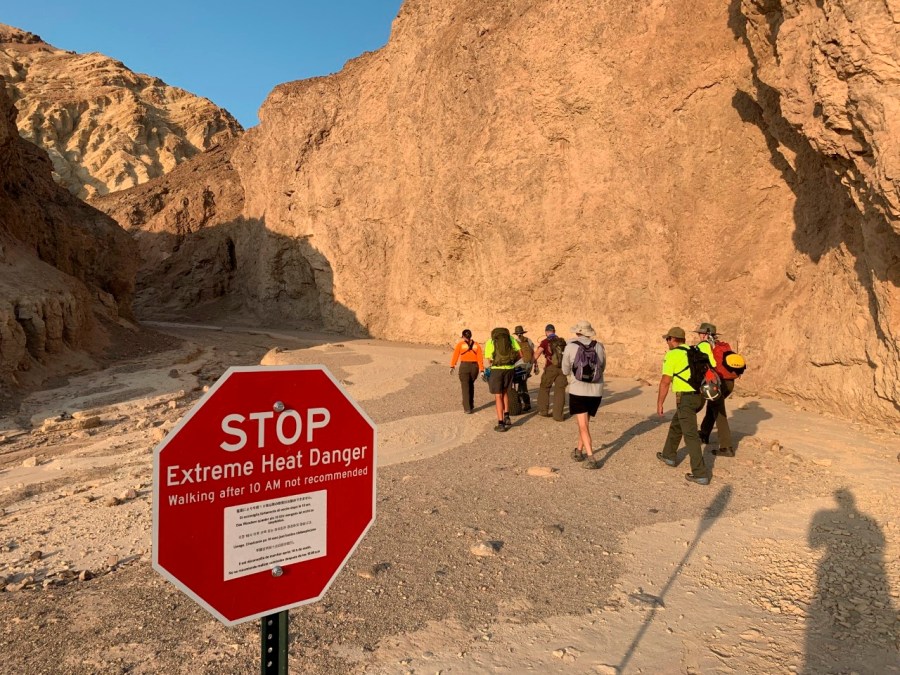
top-left (561, 320), bottom-right (606, 469)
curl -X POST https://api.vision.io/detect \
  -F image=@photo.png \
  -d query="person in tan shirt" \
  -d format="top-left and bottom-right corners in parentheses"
top-left (450, 329), bottom-right (485, 414)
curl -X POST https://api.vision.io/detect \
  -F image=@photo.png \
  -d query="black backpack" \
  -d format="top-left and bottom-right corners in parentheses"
top-left (674, 346), bottom-right (712, 392)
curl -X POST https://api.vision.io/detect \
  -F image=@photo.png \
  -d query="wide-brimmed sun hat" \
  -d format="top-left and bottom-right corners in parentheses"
top-left (513, 325), bottom-right (527, 335)
top-left (571, 320), bottom-right (596, 337)
top-left (663, 327), bottom-right (686, 340)
top-left (694, 322), bottom-right (718, 335)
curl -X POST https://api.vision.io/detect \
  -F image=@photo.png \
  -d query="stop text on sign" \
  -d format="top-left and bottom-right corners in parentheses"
top-left (220, 407), bottom-right (331, 451)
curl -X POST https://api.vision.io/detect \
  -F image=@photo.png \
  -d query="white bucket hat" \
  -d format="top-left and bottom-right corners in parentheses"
top-left (571, 320), bottom-right (597, 337)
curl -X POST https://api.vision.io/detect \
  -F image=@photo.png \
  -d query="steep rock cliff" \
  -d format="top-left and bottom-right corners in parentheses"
top-left (0, 24), bottom-right (242, 199)
top-left (92, 141), bottom-right (249, 319)
top-left (0, 84), bottom-right (137, 391)
top-left (111, 0), bottom-right (899, 424)
top-left (737, 0), bottom-right (900, 422)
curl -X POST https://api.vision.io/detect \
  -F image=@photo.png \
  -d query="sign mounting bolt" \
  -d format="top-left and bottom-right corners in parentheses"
top-left (273, 401), bottom-right (285, 413)
top-left (272, 566), bottom-right (284, 578)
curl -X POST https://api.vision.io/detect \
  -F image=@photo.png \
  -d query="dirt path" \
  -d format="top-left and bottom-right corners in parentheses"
top-left (0, 326), bottom-right (897, 674)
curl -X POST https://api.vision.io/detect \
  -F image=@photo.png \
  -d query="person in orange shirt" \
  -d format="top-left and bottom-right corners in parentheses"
top-left (450, 329), bottom-right (485, 414)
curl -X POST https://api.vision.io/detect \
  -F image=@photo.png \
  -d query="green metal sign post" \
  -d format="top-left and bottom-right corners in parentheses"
top-left (261, 610), bottom-right (289, 674)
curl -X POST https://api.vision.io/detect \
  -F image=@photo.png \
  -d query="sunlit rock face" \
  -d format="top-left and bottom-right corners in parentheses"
top-left (0, 23), bottom-right (242, 200)
top-left (94, 0), bottom-right (899, 425)
top-left (737, 0), bottom-right (900, 425)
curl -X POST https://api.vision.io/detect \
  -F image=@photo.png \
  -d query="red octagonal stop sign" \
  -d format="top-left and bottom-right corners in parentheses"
top-left (152, 365), bottom-right (376, 626)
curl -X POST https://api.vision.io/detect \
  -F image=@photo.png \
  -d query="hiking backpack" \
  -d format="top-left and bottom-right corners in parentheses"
top-left (519, 338), bottom-right (535, 365)
top-left (573, 340), bottom-right (603, 383)
top-left (713, 341), bottom-right (747, 378)
top-left (549, 336), bottom-right (566, 368)
top-left (490, 327), bottom-right (517, 367)
top-left (675, 346), bottom-right (722, 400)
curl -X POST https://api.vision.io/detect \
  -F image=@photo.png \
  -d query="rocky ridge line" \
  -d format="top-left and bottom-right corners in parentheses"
top-left (0, 23), bottom-right (243, 199)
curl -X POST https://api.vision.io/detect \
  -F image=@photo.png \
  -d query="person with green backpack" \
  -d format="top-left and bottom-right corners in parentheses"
top-left (484, 327), bottom-right (522, 431)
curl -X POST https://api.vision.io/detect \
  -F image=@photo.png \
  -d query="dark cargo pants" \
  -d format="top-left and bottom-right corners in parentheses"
top-left (661, 391), bottom-right (709, 479)
top-left (700, 379), bottom-right (734, 449)
top-left (537, 364), bottom-right (567, 421)
top-left (458, 361), bottom-right (479, 412)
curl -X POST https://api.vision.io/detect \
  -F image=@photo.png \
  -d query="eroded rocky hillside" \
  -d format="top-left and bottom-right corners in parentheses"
top-left (0, 24), bottom-right (242, 199)
top-left (0, 84), bottom-right (137, 400)
top-left (98, 0), bottom-right (899, 425)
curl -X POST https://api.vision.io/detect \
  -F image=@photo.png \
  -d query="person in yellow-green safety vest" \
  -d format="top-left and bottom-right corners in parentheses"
top-left (656, 326), bottom-right (716, 485)
top-left (484, 327), bottom-right (522, 432)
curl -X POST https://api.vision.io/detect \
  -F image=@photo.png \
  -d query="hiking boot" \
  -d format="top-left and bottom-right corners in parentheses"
top-left (712, 447), bottom-right (735, 457)
top-left (503, 415), bottom-right (512, 428)
top-left (685, 473), bottom-right (710, 485)
top-left (571, 448), bottom-right (586, 462)
top-left (583, 457), bottom-right (603, 470)
top-left (656, 452), bottom-right (676, 467)
top-left (494, 422), bottom-right (507, 432)
top-left (699, 433), bottom-right (710, 444)
top-left (538, 411), bottom-right (552, 418)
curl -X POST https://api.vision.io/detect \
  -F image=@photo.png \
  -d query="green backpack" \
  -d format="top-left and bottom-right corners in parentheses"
top-left (549, 336), bottom-right (566, 367)
top-left (490, 327), bottom-right (516, 366)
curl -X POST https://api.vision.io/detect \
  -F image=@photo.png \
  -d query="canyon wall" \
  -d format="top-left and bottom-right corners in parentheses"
top-left (0, 24), bottom-right (242, 200)
top-left (0, 84), bottom-right (136, 393)
top-left (100, 0), bottom-right (899, 424)
top-left (737, 0), bottom-right (900, 425)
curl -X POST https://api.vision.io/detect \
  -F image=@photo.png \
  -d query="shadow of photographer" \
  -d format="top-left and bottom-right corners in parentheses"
top-left (803, 488), bottom-right (899, 674)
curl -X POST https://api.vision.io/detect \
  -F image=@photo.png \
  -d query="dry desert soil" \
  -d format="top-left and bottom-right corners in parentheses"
top-left (0, 324), bottom-right (897, 674)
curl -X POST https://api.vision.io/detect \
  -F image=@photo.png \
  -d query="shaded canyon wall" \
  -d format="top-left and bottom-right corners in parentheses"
top-left (0, 84), bottom-right (136, 392)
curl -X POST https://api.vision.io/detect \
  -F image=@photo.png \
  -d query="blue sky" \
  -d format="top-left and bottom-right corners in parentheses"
top-left (2, 1), bottom-right (404, 128)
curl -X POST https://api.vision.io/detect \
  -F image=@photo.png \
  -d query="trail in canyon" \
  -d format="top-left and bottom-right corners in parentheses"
top-left (0, 326), bottom-right (896, 674)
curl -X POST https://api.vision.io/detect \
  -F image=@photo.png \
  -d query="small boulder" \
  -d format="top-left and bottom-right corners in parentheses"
top-left (357, 562), bottom-right (392, 579)
top-left (470, 540), bottom-right (502, 557)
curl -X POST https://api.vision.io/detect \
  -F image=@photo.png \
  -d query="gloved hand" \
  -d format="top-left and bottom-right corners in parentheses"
top-left (481, 367), bottom-right (491, 383)
top-left (450, 366), bottom-right (455, 373)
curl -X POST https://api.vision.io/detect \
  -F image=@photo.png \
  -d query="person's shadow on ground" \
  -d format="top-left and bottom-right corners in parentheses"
top-left (593, 415), bottom-right (669, 468)
top-left (803, 488), bottom-right (899, 674)
top-left (600, 385), bottom-right (643, 408)
top-left (718, 399), bottom-right (774, 452)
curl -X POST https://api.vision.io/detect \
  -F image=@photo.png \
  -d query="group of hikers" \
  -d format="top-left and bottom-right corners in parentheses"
top-left (449, 321), bottom-right (746, 485)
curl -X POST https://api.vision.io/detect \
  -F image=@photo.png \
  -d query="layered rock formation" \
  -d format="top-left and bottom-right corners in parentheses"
top-left (0, 24), bottom-right (242, 200)
top-left (0, 84), bottom-right (136, 392)
top-left (101, 0), bottom-right (899, 425)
